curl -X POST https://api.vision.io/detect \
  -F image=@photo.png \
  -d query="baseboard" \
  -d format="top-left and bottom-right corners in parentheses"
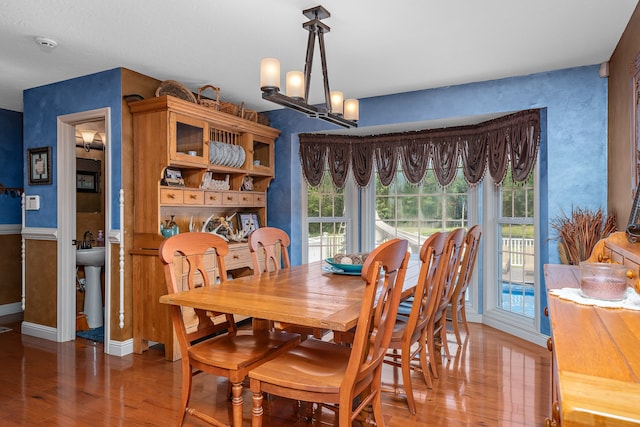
top-left (0, 302), bottom-right (23, 317)
top-left (106, 338), bottom-right (134, 357)
top-left (21, 321), bottom-right (58, 341)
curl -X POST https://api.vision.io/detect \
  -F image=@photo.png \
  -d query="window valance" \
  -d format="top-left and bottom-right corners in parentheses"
top-left (299, 109), bottom-right (540, 188)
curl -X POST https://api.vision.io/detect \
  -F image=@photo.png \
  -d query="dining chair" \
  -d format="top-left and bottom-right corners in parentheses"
top-left (249, 238), bottom-right (410, 427)
top-left (248, 226), bottom-right (324, 339)
top-left (248, 226), bottom-right (291, 273)
top-left (383, 231), bottom-right (447, 414)
top-left (448, 225), bottom-right (482, 345)
top-left (158, 232), bottom-right (300, 427)
top-left (430, 228), bottom-right (466, 365)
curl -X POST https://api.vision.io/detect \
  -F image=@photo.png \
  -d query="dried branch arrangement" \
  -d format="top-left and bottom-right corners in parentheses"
top-left (551, 207), bottom-right (617, 265)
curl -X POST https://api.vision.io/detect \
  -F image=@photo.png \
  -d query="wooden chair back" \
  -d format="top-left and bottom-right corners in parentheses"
top-left (432, 228), bottom-right (466, 359)
top-left (409, 231), bottom-right (448, 341)
top-left (158, 232), bottom-right (236, 345)
top-left (451, 225), bottom-right (482, 306)
top-left (248, 226), bottom-right (291, 273)
top-left (383, 231), bottom-right (447, 413)
top-left (449, 224), bottom-right (482, 343)
top-left (346, 238), bottom-right (409, 398)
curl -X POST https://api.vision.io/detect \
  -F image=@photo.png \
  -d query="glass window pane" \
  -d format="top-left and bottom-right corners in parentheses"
top-left (498, 175), bottom-right (535, 319)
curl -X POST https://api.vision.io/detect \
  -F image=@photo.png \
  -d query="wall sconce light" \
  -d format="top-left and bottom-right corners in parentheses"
top-left (80, 130), bottom-right (97, 152)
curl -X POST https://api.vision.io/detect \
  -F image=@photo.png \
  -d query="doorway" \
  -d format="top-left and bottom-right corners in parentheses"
top-left (57, 108), bottom-right (112, 354)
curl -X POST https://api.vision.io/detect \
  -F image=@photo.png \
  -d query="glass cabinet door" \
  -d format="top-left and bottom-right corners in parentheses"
top-left (170, 113), bottom-right (209, 166)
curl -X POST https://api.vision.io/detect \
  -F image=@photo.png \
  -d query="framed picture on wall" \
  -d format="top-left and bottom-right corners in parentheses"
top-left (76, 171), bottom-right (99, 192)
top-left (28, 146), bottom-right (51, 185)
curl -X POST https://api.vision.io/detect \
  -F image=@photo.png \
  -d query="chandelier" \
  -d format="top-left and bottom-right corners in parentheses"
top-left (260, 5), bottom-right (359, 128)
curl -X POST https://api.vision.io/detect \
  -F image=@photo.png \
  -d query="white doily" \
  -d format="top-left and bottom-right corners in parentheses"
top-left (549, 287), bottom-right (640, 310)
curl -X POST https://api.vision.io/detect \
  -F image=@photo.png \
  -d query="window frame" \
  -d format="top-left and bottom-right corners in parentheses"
top-left (482, 163), bottom-right (543, 344)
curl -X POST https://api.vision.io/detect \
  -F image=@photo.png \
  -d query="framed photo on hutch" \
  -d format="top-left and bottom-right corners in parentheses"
top-left (238, 211), bottom-right (260, 235)
top-left (28, 146), bottom-right (51, 185)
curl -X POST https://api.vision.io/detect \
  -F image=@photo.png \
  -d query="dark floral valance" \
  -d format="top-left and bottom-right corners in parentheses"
top-left (299, 109), bottom-right (540, 188)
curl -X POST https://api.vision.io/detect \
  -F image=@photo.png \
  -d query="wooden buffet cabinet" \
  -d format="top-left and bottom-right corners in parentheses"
top-left (544, 232), bottom-right (640, 426)
top-left (128, 95), bottom-right (280, 361)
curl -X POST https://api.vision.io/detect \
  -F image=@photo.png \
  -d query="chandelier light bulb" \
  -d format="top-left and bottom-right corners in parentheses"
top-left (286, 71), bottom-right (305, 100)
top-left (344, 99), bottom-right (359, 121)
top-left (330, 91), bottom-right (344, 115)
top-left (260, 58), bottom-right (281, 91)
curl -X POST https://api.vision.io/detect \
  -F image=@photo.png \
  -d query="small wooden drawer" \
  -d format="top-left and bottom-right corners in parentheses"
top-left (238, 192), bottom-right (254, 206)
top-left (160, 188), bottom-right (183, 204)
top-left (622, 257), bottom-right (640, 288)
top-left (225, 245), bottom-right (254, 270)
top-left (204, 191), bottom-right (223, 206)
top-left (222, 191), bottom-right (238, 206)
top-left (253, 192), bottom-right (266, 207)
top-left (183, 189), bottom-right (204, 205)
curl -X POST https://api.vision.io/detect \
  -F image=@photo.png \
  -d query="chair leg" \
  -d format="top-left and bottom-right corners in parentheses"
top-left (460, 302), bottom-right (470, 335)
top-left (178, 365), bottom-right (193, 426)
top-left (417, 334), bottom-right (433, 389)
top-left (440, 321), bottom-right (451, 360)
top-left (251, 388), bottom-right (264, 427)
top-left (426, 324), bottom-right (439, 379)
top-left (451, 302), bottom-right (462, 345)
top-left (231, 381), bottom-right (243, 427)
top-left (401, 346), bottom-right (416, 415)
top-left (371, 371), bottom-right (386, 426)
top-left (391, 349), bottom-right (400, 392)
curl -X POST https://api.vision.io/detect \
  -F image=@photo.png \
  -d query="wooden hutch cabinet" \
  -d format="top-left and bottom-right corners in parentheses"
top-left (128, 95), bottom-right (280, 360)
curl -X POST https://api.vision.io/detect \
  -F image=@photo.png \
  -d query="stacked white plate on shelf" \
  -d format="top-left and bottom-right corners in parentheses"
top-left (209, 141), bottom-right (246, 168)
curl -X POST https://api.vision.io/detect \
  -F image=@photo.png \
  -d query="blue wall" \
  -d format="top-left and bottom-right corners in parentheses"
top-left (22, 68), bottom-right (123, 228)
top-left (266, 65), bottom-right (608, 336)
top-left (0, 108), bottom-right (24, 225)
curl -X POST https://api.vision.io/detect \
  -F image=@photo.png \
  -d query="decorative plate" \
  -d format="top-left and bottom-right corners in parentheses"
top-left (325, 258), bottom-right (363, 273)
top-left (322, 265), bottom-right (361, 275)
top-left (237, 145), bottom-right (246, 167)
top-left (209, 141), bottom-right (218, 164)
top-left (155, 80), bottom-right (197, 103)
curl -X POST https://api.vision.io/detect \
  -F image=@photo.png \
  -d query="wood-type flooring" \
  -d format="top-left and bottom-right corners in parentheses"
top-left (0, 317), bottom-right (550, 426)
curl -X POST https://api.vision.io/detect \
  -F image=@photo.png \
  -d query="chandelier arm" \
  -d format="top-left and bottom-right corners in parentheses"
top-left (317, 29), bottom-right (332, 113)
top-left (303, 27), bottom-right (316, 102)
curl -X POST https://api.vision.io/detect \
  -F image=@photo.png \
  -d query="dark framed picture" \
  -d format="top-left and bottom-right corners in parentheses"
top-left (237, 212), bottom-right (260, 235)
top-left (28, 146), bottom-right (51, 185)
top-left (76, 171), bottom-right (99, 192)
top-left (162, 167), bottom-right (184, 187)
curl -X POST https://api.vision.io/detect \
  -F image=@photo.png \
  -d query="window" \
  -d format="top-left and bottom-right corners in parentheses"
top-left (306, 172), bottom-right (350, 263)
top-left (374, 163), bottom-right (469, 252)
top-left (498, 170), bottom-right (535, 318)
top-left (306, 160), bottom-right (470, 260)
top-left (483, 164), bottom-right (540, 342)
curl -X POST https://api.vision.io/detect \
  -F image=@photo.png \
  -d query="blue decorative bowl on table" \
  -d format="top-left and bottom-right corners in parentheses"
top-left (324, 258), bottom-right (364, 275)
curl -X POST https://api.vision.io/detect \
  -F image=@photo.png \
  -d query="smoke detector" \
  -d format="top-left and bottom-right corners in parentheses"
top-left (35, 36), bottom-right (58, 49)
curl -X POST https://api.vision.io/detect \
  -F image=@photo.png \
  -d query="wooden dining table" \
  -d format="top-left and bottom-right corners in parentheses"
top-left (159, 259), bottom-right (421, 333)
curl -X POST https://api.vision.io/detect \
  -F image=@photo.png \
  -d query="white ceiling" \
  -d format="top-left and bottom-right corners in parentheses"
top-left (0, 0), bottom-right (638, 114)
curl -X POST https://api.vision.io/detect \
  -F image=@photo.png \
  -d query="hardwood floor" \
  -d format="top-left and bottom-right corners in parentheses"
top-left (0, 317), bottom-right (551, 426)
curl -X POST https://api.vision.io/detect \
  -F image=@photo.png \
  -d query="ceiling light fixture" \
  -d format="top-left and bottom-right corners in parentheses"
top-left (260, 5), bottom-right (358, 128)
